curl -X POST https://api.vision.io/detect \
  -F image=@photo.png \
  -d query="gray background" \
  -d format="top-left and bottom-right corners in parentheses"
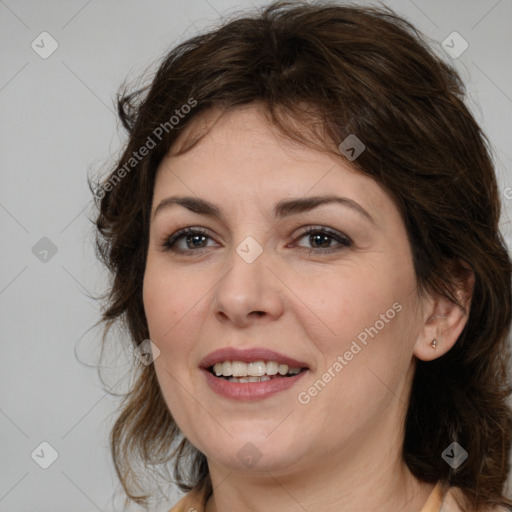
top-left (1, 0), bottom-right (511, 510)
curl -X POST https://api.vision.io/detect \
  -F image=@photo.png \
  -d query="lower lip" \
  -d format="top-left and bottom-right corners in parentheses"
top-left (201, 368), bottom-right (309, 400)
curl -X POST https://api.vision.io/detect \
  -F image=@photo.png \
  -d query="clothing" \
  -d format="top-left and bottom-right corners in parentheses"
top-left (167, 479), bottom-right (510, 512)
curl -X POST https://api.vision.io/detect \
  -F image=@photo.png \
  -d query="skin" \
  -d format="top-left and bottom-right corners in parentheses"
top-left (143, 104), bottom-right (473, 512)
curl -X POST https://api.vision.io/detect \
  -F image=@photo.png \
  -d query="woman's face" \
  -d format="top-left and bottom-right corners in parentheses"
top-left (143, 105), bottom-right (425, 476)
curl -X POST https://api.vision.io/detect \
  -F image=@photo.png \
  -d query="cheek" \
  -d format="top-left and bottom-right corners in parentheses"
top-left (293, 264), bottom-right (400, 347)
top-left (294, 256), bottom-right (418, 402)
top-left (142, 262), bottom-right (198, 349)
top-left (142, 264), bottom-right (202, 426)
top-left (295, 272), bottom-right (415, 440)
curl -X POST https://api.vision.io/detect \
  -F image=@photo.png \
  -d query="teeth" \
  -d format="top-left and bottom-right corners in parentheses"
top-left (247, 361), bottom-right (266, 376)
top-left (222, 361), bottom-right (232, 377)
top-left (266, 361), bottom-right (279, 375)
top-left (211, 360), bottom-right (303, 378)
top-left (228, 375), bottom-right (271, 383)
top-left (232, 361), bottom-right (247, 377)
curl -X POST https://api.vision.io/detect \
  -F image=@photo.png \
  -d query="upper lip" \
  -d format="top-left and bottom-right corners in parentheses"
top-left (200, 347), bottom-right (310, 369)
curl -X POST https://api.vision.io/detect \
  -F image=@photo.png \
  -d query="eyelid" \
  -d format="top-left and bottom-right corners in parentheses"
top-left (159, 224), bottom-right (353, 255)
top-left (158, 226), bottom-right (214, 252)
top-left (292, 225), bottom-right (353, 252)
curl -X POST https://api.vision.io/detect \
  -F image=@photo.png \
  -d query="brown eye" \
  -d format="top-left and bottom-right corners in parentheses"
top-left (161, 227), bottom-right (217, 254)
top-left (293, 227), bottom-right (352, 254)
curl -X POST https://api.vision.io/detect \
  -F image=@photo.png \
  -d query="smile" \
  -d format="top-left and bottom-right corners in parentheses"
top-left (200, 347), bottom-right (310, 400)
top-left (210, 360), bottom-right (304, 382)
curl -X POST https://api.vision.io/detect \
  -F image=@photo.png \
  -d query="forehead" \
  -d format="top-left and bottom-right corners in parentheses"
top-left (153, 105), bottom-right (393, 223)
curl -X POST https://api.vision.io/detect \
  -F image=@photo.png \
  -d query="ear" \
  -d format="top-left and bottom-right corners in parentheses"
top-left (413, 263), bottom-right (475, 362)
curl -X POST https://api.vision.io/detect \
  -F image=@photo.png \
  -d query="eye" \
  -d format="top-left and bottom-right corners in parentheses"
top-left (160, 227), bottom-right (217, 254)
top-left (291, 226), bottom-right (353, 254)
top-left (159, 225), bottom-right (353, 255)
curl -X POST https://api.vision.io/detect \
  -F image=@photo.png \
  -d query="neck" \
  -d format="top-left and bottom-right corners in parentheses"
top-left (204, 420), bottom-right (434, 512)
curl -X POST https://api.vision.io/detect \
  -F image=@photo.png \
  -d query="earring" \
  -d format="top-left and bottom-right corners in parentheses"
top-left (431, 339), bottom-right (438, 349)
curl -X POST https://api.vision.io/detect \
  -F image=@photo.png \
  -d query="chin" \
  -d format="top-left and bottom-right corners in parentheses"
top-left (203, 435), bottom-right (305, 473)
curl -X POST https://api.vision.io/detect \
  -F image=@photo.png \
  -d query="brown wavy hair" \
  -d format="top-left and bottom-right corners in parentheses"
top-left (90, 1), bottom-right (512, 510)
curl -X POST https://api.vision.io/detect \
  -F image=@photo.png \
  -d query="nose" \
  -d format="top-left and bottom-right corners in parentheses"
top-left (212, 245), bottom-right (285, 328)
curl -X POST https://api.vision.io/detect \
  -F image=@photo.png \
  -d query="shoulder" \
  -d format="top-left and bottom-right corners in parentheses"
top-left (166, 478), bottom-right (210, 512)
top-left (444, 486), bottom-right (512, 512)
top-left (167, 482), bottom-right (512, 512)
top-left (167, 489), bottom-right (206, 512)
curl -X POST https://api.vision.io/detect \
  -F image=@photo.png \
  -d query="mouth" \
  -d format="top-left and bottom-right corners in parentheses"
top-left (199, 348), bottom-right (310, 400)
top-left (207, 360), bottom-right (308, 383)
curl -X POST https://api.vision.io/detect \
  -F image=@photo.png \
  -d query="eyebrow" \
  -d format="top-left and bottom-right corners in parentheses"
top-left (152, 194), bottom-right (375, 224)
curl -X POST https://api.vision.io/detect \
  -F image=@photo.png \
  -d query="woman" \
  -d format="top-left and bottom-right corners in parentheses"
top-left (91, 2), bottom-right (512, 511)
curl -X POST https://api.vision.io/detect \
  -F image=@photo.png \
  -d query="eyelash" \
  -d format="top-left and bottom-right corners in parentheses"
top-left (160, 226), bottom-right (353, 255)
